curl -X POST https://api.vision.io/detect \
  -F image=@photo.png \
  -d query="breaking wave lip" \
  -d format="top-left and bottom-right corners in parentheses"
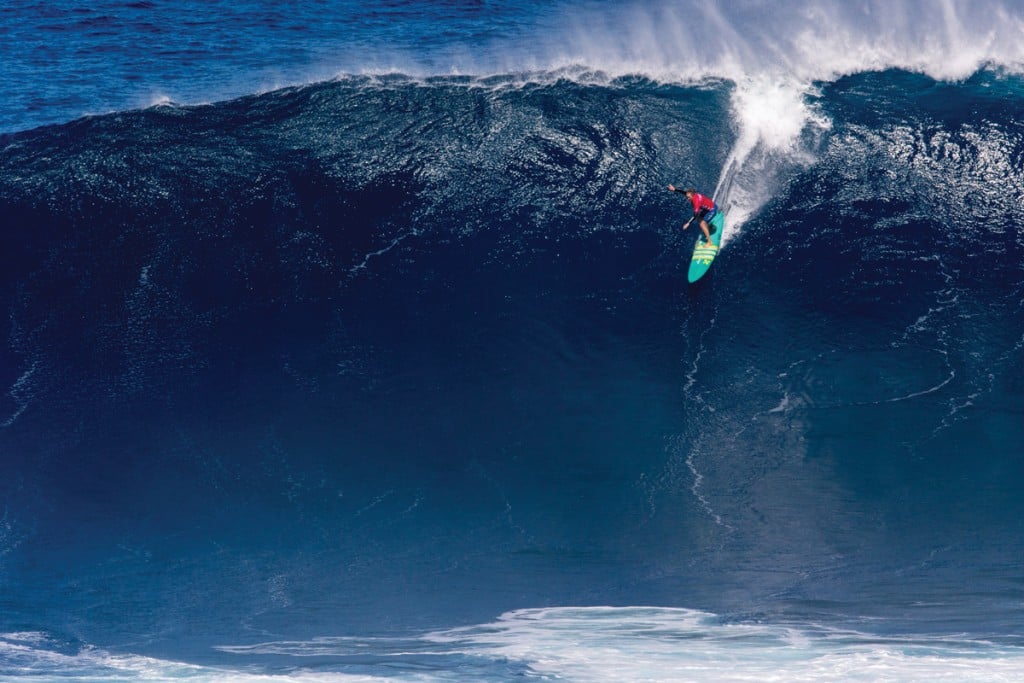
top-left (335, 0), bottom-right (1024, 94)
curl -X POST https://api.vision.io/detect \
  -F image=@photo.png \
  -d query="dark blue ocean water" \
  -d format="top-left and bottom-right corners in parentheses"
top-left (2, 1), bottom-right (1024, 680)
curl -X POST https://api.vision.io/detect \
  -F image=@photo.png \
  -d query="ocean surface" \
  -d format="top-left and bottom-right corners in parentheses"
top-left (2, 1), bottom-right (1024, 680)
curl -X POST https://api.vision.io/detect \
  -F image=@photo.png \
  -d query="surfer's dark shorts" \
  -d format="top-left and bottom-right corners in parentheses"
top-left (698, 207), bottom-right (718, 223)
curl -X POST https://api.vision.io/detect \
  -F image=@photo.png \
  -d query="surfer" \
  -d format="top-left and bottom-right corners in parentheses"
top-left (668, 184), bottom-right (718, 245)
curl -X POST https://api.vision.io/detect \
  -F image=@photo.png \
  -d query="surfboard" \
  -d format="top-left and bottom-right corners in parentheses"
top-left (687, 210), bottom-right (725, 283)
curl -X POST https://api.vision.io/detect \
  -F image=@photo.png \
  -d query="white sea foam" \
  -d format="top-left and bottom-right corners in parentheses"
top-left (218, 606), bottom-right (1024, 682)
top-left (5, 607), bottom-right (1023, 681)
top-left (0, 636), bottom-right (388, 682)
top-left (426, 606), bottom-right (1024, 682)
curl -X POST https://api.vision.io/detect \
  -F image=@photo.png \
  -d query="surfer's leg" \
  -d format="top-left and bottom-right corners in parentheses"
top-left (700, 220), bottom-right (712, 243)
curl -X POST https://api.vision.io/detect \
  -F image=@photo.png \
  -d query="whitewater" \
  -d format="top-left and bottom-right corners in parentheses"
top-left (1, 0), bottom-right (1024, 681)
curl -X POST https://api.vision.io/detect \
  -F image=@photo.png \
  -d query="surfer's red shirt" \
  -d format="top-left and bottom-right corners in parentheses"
top-left (689, 192), bottom-right (716, 214)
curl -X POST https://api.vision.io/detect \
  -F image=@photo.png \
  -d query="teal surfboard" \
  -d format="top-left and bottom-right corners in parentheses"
top-left (687, 210), bottom-right (725, 283)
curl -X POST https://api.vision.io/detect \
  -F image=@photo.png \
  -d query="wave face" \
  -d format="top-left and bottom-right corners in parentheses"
top-left (2, 1), bottom-right (1024, 680)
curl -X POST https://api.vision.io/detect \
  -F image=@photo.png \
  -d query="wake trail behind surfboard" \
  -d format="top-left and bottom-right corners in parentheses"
top-left (712, 157), bottom-right (739, 232)
top-left (710, 77), bottom-right (832, 246)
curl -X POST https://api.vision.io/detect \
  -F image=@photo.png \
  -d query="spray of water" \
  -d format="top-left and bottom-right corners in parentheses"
top-left (711, 76), bottom-right (830, 242)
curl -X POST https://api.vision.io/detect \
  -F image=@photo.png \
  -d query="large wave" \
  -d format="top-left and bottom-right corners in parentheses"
top-left (2, 6), bottom-right (1024, 673)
